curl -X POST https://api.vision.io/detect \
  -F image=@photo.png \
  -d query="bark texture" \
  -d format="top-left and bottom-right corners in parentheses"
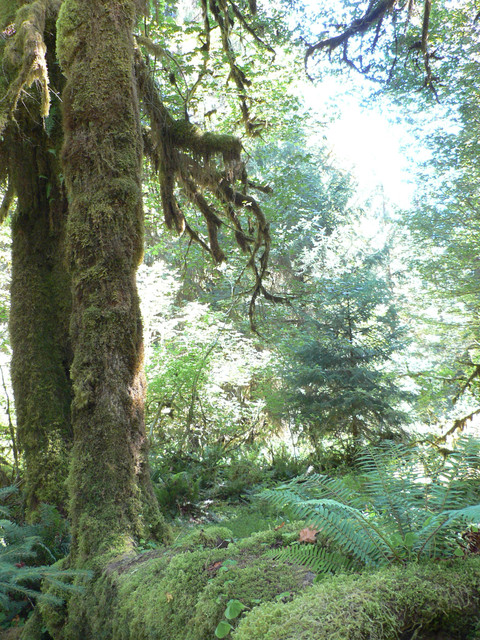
top-left (56, 0), bottom-right (166, 562)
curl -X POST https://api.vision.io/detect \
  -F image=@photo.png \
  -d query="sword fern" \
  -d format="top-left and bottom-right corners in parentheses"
top-left (261, 438), bottom-right (480, 574)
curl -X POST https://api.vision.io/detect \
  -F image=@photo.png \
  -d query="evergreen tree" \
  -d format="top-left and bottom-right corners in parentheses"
top-left (283, 230), bottom-right (410, 451)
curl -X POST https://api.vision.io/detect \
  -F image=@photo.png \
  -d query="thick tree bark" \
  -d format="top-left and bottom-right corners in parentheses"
top-left (56, 0), bottom-right (166, 562)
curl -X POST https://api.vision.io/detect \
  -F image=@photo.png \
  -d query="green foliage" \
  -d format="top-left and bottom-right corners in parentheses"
top-left (153, 470), bottom-right (200, 515)
top-left (261, 439), bottom-right (480, 573)
top-left (264, 445), bottom-right (305, 481)
top-left (0, 487), bottom-right (87, 627)
top-left (141, 270), bottom-right (272, 471)
top-left (215, 599), bottom-right (247, 638)
top-left (282, 232), bottom-right (410, 448)
top-left (215, 459), bottom-right (264, 500)
top-left (217, 502), bottom-right (287, 540)
top-left (267, 543), bottom-right (355, 577)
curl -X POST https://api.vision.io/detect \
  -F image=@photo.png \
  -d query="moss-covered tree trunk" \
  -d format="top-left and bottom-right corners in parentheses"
top-left (56, 0), bottom-right (165, 563)
top-left (3, 2), bottom-right (73, 516)
top-left (9, 125), bottom-right (72, 515)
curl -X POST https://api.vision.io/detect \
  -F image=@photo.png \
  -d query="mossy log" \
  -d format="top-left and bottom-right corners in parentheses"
top-left (234, 557), bottom-right (480, 640)
top-left (20, 529), bottom-right (480, 640)
top-left (22, 526), bottom-right (310, 639)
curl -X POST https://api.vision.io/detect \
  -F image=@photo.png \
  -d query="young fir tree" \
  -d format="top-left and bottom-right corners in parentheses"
top-left (283, 232), bottom-right (410, 452)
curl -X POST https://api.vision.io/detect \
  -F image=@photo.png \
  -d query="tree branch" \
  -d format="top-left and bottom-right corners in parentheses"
top-left (0, 0), bottom-right (50, 137)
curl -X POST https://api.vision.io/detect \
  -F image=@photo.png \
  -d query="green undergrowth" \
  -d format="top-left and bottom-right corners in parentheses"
top-left (165, 496), bottom-right (290, 545)
top-left (215, 499), bottom-right (287, 539)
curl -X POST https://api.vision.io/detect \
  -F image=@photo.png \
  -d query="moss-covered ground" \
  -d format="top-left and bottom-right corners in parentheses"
top-left (18, 501), bottom-right (480, 640)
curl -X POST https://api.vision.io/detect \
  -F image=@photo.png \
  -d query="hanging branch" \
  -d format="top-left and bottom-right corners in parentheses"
top-left (135, 51), bottom-right (288, 330)
top-left (452, 363), bottom-right (480, 405)
top-left (305, 0), bottom-right (438, 92)
top-left (435, 407), bottom-right (480, 444)
top-left (227, 0), bottom-right (275, 54)
top-left (0, 0), bottom-right (50, 137)
top-left (305, 0), bottom-right (398, 63)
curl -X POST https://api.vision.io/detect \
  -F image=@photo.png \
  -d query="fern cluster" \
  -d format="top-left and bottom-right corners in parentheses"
top-left (0, 486), bottom-right (88, 627)
top-left (261, 438), bottom-right (480, 574)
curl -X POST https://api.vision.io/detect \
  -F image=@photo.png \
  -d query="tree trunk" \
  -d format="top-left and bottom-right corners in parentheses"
top-left (56, 0), bottom-right (166, 562)
top-left (5, 13), bottom-right (73, 516)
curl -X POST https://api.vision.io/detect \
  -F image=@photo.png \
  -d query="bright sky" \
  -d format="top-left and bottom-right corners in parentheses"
top-left (303, 76), bottom-right (416, 211)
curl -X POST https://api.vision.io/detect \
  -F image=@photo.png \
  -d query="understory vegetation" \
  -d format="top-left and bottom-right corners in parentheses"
top-left (1, 0), bottom-right (480, 638)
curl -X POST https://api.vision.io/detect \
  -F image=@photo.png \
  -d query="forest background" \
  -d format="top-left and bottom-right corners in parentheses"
top-left (1, 0), bottom-right (480, 638)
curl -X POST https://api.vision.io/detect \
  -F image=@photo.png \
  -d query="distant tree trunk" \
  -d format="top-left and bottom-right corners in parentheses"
top-left (5, 19), bottom-right (73, 516)
top-left (56, 0), bottom-right (166, 563)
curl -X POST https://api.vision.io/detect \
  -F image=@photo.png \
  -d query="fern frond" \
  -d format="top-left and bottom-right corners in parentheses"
top-left (426, 439), bottom-right (480, 513)
top-left (268, 543), bottom-right (358, 575)
top-left (261, 439), bottom-right (480, 573)
top-left (356, 444), bottom-right (418, 536)
top-left (416, 504), bottom-right (480, 558)
top-left (261, 491), bottom-right (395, 567)
top-left (287, 473), bottom-right (365, 509)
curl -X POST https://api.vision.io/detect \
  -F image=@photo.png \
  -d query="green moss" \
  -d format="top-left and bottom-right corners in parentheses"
top-left (113, 547), bottom-right (231, 640)
top-left (0, 0), bottom-right (16, 31)
top-left (233, 523), bottom-right (303, 554)
top-left (233, 558), bottom-right (480, 640)
top-left (173, 526), bottom-right (234, 551)
top-left (187, 556), bottom-right (312, 640)
top-left (56, 0), bottom-right (164, 560)
top-left (35, 524), bottom-right (311, 639)
top-left (30, 528), bottom-right (480, 640)
top-left (9, 113), bottom-right (73, 516)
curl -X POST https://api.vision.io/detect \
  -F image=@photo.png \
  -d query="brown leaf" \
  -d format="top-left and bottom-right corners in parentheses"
top-left (299, 526), bottom-right (318, 544)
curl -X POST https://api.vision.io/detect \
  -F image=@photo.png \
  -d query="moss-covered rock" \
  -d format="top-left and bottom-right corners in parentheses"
top-left (25, 524), bottom-right (480, 640)
top-left (188, 556), bottom-right (312, 640)
top-left (232, 558), bottom-right (480, 640)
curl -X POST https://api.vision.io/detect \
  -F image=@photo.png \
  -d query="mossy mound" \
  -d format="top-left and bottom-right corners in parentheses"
top-left (30, 526), bottom-right (480, 640)
top-left (35, 524), bottom-right (311, 640)
top-left (232, 557), bottom-right (480, 640)
top-left (110, 527), bottom-right (313, 640)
